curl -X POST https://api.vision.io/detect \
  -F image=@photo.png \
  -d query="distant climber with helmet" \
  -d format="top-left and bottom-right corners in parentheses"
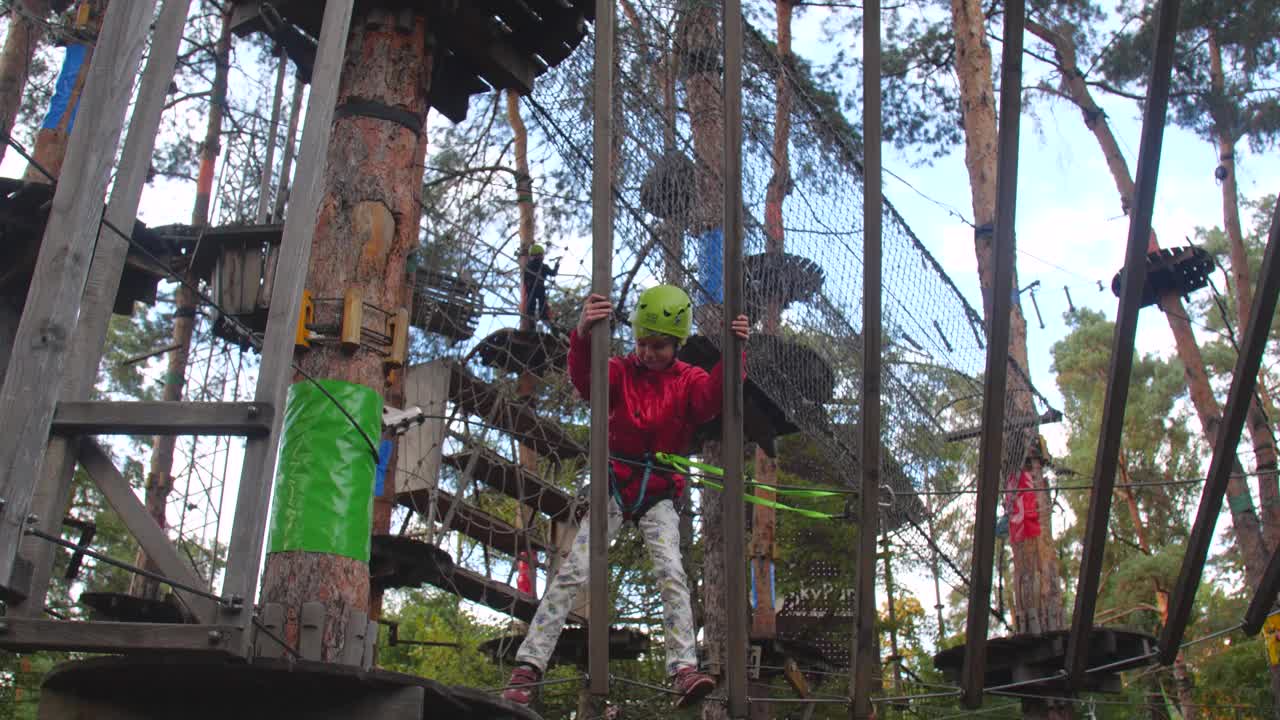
top-left (521, 243), bottom-right (559, 332)
top-left (502, 284), bottom-right (749, 709)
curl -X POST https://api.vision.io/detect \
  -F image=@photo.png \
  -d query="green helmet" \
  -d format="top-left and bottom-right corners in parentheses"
top-left (528, 243), bottom-right (546, 256)
top-left (631, 285), bottom-right (693, 343)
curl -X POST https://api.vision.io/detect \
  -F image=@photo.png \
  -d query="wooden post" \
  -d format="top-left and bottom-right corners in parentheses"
top-left (588, 0), bottom-right (616, 699)
top-left (257, 46), bottom-right (288, 224)
top-left (272, 73), bottom-right (306, 223)
top-left (0, 0), bottom-right (158, 600)
top-left (853, 0), bottom-right (882, 713)
top-left (11, 0), bottom-right (191, 619)
top-left (960, 0), bottom-right (1024, 707)
top-left (218, 0), bottom-right (354, 656)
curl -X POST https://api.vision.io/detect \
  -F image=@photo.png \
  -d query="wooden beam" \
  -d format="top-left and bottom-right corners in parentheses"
top-left (1166, 175), bottom-right (1280, 657)
top-left (51, 401), bottom-right (272, 436)
top-left (960, 0), bottom-right (1024, 708)
top-left (442, 446), bottom-right (574, 520)
top-left (425, 563), bottom-right (584, 626)
top-left (854, 0), bottom-right (883, 712)
top-left (0, 618), bottom-right (242, 655)
top-left (588, 0), bottom-right (615, 700)
top-left (1064, 0), bottom-right (1181, 686)
top-left (78, 440), bottom-right (213, 623)
top-left (0, 0), bottom-right (159, 595)
top-left (218, 0), bottom-right (354, 657)
top-left (397, 488), bottom-right (552, 560)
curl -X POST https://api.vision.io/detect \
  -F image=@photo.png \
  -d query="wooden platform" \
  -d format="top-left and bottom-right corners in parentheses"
top-left (475, 327), bottom-right (567, 376)
top-left (38, 655), bottom-right (542, 720)
top-left (932, 629), bottom-right (1155, 695)
top-left (0, 178), bottom-right (176, 316)
top-left (229, 0), bottom-right (596, 122)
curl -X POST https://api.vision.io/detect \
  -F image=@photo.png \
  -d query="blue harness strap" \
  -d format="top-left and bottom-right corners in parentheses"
top-left (609, 453), bottom-right (667, 521)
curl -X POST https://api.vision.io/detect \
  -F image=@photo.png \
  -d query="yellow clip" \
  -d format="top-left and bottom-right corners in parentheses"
top-left (341, 288), bottom-right (364, 352)
top-left (74, 2), bottom-right (91, 28)
top-left (386, 307), bottom-right (409, 368)
top-left (295, 290), bottom-right (314, 349)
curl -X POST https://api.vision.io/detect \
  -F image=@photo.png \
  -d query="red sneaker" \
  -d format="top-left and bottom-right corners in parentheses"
top-left (671, 666), bottom-right (715, 708)
top-left (502, 664), bottom-right (542, 706)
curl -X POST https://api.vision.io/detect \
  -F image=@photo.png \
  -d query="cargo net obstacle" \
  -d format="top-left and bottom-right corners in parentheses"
top-left (382, 1), bottom-right (1060, 705)
top-left (520, 2), bottom-right (1056, 530)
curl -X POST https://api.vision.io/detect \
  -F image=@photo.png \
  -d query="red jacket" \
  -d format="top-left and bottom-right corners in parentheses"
top-left (567, 329), bottom-right (741, 506)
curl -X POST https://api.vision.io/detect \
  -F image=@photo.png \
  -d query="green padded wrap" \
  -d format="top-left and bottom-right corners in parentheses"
top-left (267, 379), bottom-right (382, 562)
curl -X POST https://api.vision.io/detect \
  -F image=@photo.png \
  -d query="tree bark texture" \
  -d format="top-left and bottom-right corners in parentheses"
top-left (1207, 30), bottom-right (1280, 551)
top-left (678, 0), bottom-right (725, 238)
top-left (1024, 20), bottom-right (1273, 584)
top-left (950, 0), bottom-right (1064, 645)
top-left (259, 550), bottom-right (370, 662)
top-left (0, 0), bottom-right (51, 166)
top-left (263, 10), bottom-right (433, 658)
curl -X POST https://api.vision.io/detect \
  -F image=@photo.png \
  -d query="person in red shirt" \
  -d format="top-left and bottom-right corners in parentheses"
top-left (503, 285), bottom-right (748, 708)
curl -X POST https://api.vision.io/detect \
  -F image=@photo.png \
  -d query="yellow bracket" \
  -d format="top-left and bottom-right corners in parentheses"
top-left (294, 290), bottom-right (315, 349)
top-left (341, 288), bottom-right (364, 352)
top-left (386, 307), bottom-right (409, 368)
top-left (1265, 615), bottom-right (1280, 666)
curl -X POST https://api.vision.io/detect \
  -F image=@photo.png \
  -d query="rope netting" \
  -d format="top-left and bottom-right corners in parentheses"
top-left (518, 0), bottom-right (1056, 531)
top-left (388, 0), bottom-right (1062, 673)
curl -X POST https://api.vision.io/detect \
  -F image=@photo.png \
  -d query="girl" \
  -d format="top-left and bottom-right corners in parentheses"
top-left (503, 285), bottom-right (749, 708)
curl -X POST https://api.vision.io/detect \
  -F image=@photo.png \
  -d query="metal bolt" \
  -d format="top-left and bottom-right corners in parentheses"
top-left (246, 405), bottom-right (260, 418)
top-left (0, 621), bottom-right (9, 634)
top-left (0, 498), bottom-right (7, 513)
top-left (208, 630), bottom-right (223, 644)
top-left (25, 514), bottom-right (39, 526)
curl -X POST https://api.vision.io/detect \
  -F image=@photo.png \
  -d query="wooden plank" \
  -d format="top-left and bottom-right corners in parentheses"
top-left (0, 0), bottom-right (160, 594)
top-left (442, 447), bottom-right (574, 520)
top-left (396, 488), bottom-right (552, 559)
top-left (218, 0), bottom-right (354, 656)
top-left (426, 563), bottom-right (584, 625)
top-left (254, 602), bottom-right (287, 659)
top-left (51, 401), bottom-right (271, 436)
top-left (327, 686), bottom-right (424, 720)
top-left (0, 618), bottom-right (242, 655)
top-left (448, 361), bottom-right (585, 462)
top-left (399, 361), bottom-right (448, 495)
top-left (299, 601), bottom-right (324, 661)
top-left (447, 6), bottom-right (537, 94)
top-left (78, 440), bottom-right (213, 623)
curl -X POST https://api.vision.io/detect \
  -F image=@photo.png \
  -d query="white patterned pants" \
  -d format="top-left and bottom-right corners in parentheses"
top-left (515, 497), bottom-right (697, 676)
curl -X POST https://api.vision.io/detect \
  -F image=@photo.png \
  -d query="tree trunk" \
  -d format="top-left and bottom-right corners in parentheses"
top-left (1023, 20), bottom-right (1272, 588)
top-left (950, 0), bottom-right (1065, 650)
top-left (0, 0), bottom-right (52, 166)
top-left (23, 0), bottom-right (105, 182)
top-left (508, 87), bottom-right (541, 632)
top-left (1207, 30), bottom-right (1280, 551)
top-left (261, 9), bottom-right (433, 660)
